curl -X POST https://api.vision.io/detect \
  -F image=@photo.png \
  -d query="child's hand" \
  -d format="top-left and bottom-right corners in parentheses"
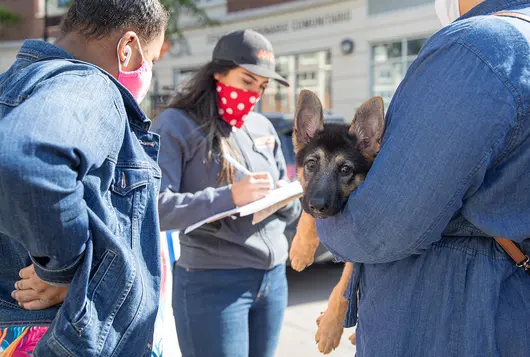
top-left (12, 264), bottom-right (68, 310)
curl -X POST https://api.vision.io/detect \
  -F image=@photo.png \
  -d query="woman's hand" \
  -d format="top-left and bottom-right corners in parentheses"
top-left (12, 264), bottom-right (68, 310)
top-left (277, 180), bottom-right (289, 188)
top-left (231, 172), bottom-right (273, 206)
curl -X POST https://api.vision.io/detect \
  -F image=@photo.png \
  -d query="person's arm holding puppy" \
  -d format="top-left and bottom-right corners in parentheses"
top-left (316, 43), bottom-right (518, 263)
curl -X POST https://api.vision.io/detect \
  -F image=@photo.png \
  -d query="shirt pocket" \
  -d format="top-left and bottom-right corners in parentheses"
top-left (110, 164), bottom-right (152, 250)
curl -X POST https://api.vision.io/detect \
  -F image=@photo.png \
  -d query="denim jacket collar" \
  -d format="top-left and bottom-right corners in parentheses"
top-left (459, 0), bottom-right (530, 21)
top-left (17, 39), bottom-right (152, 131)
top-left (18, 39), bottom-right (74, 62)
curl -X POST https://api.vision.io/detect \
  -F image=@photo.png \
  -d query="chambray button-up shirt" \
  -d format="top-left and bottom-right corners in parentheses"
top-left (317, 1), bottom-right (530, 356)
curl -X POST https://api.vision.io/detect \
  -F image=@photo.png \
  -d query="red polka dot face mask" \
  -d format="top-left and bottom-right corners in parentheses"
top-left (216, 81), bottom-right (261, 129)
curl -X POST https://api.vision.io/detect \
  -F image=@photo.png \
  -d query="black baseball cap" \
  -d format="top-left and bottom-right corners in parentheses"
top-left (212, 29), bottom-right (290, 87)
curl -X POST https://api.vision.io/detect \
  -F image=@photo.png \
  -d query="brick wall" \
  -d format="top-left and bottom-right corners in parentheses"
top-left (227, 0), bottom-right (297, 13)
top-left (0, 0), bottom-right (63, 41)
top-left (0, 0), bottom-right (40, 41)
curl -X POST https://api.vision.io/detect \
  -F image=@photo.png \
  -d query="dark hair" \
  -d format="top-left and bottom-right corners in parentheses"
top-left (60, 0), bottom-right (169, 42)
top-left (169, 60), bottom-right (239, 184)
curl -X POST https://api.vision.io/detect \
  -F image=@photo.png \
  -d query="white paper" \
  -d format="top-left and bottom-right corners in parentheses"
top-left (184, 207), bottom-right (239, 234)
top-left (183, 181), bottom-right (303, 234)
top-left (238, 181), bottom-right (303, 216)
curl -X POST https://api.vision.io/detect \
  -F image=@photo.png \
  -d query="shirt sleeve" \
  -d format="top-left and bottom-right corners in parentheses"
top-left (155, 110), bottom-right (236, 232)
top-left (316, 42), bottom-right (518, 264)
top-left (0, 72), bottom-right (125, 284)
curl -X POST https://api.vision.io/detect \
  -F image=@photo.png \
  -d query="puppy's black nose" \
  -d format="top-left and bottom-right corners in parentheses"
top-left (309, 196), bottom-right (329, 214)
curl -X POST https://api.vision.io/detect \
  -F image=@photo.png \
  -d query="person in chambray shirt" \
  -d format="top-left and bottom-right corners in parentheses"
top-left (317, 0), bottom-right (530, 356)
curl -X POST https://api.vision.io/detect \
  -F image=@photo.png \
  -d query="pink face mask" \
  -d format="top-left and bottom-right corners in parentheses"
top-left (117, 38), bottom-right (153, 104)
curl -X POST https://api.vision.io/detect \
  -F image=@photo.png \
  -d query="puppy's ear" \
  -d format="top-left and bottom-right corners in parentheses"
top-left (349, 96), bottom-right (385, 160)
top-left (293, 90), bottom-right (324, 153)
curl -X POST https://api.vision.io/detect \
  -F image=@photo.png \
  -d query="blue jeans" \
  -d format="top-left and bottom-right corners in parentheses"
top-left (173, 264), bottom-right (288, 357)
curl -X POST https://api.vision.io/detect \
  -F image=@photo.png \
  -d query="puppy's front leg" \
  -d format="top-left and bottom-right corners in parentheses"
top-left (315, 262), bottom-right (354, 354)
top-left (289, 211), bottom-right (320, 272)
top-left (349, 331), bottom-right (356, 346)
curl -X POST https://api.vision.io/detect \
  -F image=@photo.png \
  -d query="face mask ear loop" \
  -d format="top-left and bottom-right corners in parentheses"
top-left (117, 38), bottom-right (127, 72)
top-left (135, 38), bottom-right (147, 64)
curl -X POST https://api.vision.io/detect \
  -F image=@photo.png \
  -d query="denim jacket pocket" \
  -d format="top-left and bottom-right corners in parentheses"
top-left (37, 245), bottom-right (136, 357)
top-left (110, 165), bottom-right (152, 249)
top-left (71, 249), bottom-right (117, 331)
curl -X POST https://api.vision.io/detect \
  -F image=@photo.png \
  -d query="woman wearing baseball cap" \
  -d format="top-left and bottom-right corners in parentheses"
top-left (153, 29), bottom-right (301, 357)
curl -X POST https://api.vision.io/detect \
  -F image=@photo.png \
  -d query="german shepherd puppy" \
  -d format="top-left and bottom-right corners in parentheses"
top-left (289, 90), bottom-right (385, 354)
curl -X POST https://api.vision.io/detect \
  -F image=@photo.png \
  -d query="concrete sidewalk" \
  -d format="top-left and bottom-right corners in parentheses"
top-left (276, 264), bottom-right (356, 357)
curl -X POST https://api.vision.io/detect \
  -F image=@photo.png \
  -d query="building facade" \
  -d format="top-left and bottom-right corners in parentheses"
top-left (152, 0), bottom-right (441, 119)
top-left (0, 0), bottom-right (441, 120)
top-left (0, 0), bottom-right (69, 70)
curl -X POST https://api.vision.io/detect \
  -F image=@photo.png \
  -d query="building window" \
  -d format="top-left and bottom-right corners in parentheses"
top-left (261, 49), bottom-right (332, 114)
top-left (368, 0), bottom-right (432, 16)
top-left (173, 69), bottom-right (199, 93)
top-left (170, 51), bottom-right (332, 115)
top-left (371, 37), bottom-right (428, 107)
top-left (58, 0), bottom-right (71, 7)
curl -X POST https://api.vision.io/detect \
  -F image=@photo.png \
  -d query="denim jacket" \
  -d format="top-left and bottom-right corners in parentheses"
top-left (317, 1), bottom-right (530, 356)
top-left (0, 40), bottom-right (161, 357)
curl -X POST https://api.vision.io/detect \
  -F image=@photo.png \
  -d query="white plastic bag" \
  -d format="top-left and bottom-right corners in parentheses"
top-left (152, 231), bottom-right (181, 357)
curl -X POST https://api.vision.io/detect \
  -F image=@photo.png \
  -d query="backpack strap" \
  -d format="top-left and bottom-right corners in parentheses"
top-left (495, 238), bottom-right (530, 272)
top-left (494, 11), bottom-right (530, 22)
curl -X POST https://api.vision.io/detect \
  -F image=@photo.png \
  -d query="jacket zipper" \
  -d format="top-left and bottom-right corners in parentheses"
top-left (232, 131), bottom-right (275, 269)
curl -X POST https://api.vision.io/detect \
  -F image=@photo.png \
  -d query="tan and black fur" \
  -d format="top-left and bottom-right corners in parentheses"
top-left (289, 90), bottom-right (385, 354)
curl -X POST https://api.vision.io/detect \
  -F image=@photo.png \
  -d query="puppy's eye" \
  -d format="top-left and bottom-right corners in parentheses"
top-left (305, 160), bottom-right (317, 171)
top-left (340, 165), bottom-right (353, 175)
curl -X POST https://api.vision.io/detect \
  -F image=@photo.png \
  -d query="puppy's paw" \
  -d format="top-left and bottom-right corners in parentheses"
top-left (349, 331), bottom-right (356, 345)
top-left (289, 233), bottom-right (318, 272)
top-left (315, 310), bottom-right (344, 355)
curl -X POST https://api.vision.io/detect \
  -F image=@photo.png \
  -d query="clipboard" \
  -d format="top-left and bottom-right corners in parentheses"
top-left (184, 181), bottom-right (303, 234)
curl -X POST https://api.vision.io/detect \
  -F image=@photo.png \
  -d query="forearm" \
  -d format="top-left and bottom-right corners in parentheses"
top-left (158, 185), bottom-right (236, 231)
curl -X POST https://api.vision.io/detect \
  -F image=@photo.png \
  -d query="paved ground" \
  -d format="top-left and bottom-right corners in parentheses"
top-left (276, 263), bottom-right (356, 357)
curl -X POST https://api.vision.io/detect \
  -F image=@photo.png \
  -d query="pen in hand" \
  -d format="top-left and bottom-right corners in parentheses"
top-left (224, 153), bottom-right (252, 175)
top-left (225, 153), bottom-right (274, 205)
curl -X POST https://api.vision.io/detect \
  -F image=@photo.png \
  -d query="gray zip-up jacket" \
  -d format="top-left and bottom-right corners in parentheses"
top-left (153, 108), bottom-right (301, 270)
